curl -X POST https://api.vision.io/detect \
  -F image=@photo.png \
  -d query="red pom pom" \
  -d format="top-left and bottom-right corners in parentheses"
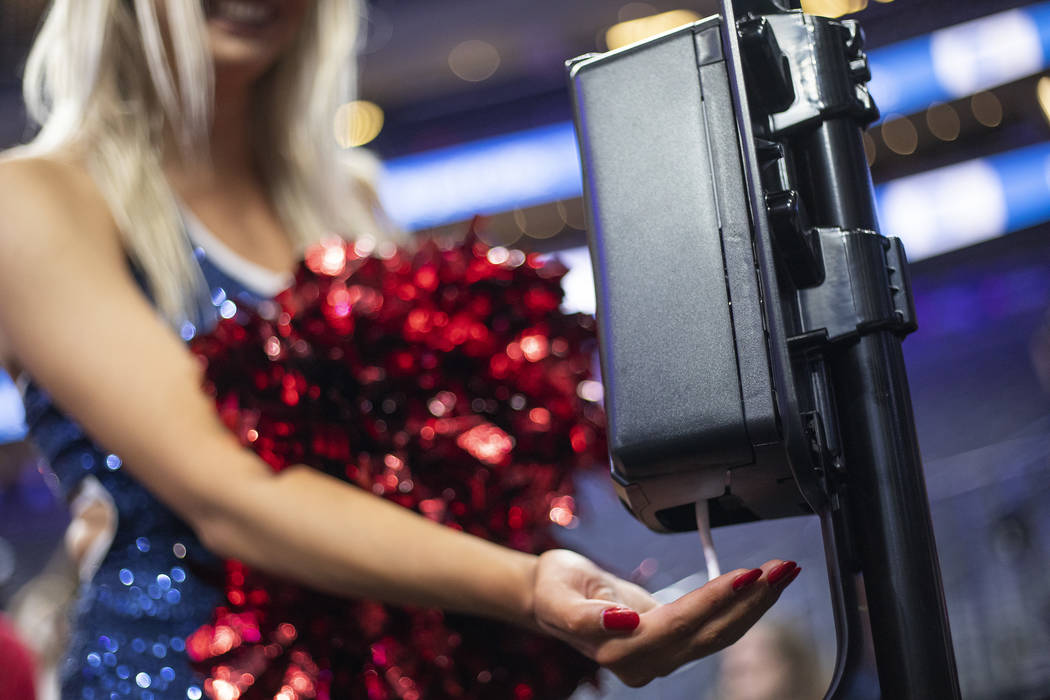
top-left (189, 236), bottom-right (606, 699)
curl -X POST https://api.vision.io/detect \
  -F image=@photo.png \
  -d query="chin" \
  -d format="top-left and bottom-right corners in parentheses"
top-left (204, 0), bottom-right (310, 76)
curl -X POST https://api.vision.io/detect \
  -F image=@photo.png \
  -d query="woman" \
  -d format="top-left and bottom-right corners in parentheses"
top-left (0, 0), bottom-right (799, 697)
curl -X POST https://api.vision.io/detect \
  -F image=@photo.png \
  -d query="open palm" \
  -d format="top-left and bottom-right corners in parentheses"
top-left (532, 549), bottom-right (799, 687)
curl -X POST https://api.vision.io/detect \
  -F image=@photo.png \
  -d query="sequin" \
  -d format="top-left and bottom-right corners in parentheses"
top-left (184, 236), bottom-right (606, 698)
top-left (23, 244), bottom-right (252, 700)
top-left (30, 234), bottom-right (605, 699)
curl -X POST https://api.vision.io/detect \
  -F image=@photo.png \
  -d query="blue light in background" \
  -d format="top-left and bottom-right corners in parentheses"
top-left (876, 142), bottom-right (1050, 259)
top-left (866, 33), bottom-right (945, 119)
top-left (6, 6), bottom-right (1050, 443)
top-left (996, 143), bottom-right (1050, 233)
top-left (0, 371), bottom-right (25, 443)
top-left (10, 141), bottom-right (1045, 440)
top-left (553, 142), bottom-right (1050, 315)
top-left (379, 122), bottom-right (582, 231)
top-left (379, 3), bottom-right (1050, 232)
top-left (869, 3), bottom-right (1050, 118)
top-left (380, 130), bottom-right (1050, 264)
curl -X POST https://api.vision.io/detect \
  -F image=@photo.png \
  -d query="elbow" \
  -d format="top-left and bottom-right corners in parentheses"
top-left (186, 499), bottom-right (251, 562)
top-left (177, 447), bottom-right (275, 561)
top-left (184, 491), bottom-right (254, 562)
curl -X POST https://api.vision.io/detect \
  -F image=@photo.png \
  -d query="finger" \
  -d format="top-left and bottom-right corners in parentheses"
top-left (611, 578), bottom-right (660, 614)
top-left (558, 578), bottom-right (645, 635)
top-left (586, 562), bottom-right (784, 660)
top-left (643, 559), bottom-right (790, 632)
top-left (710, 560), bottom-right (799, 616)
top-left (537, 595), bottom-right (643, 647)
top-left (600, 606), bottom-right (642, 633)
top-left (532, 563), bottom-right (646, 642)
top-left (610, 559), bottom-right (793, 662)
top-left (589, 561), bottom-right (800, 685)
top-left (687, 562), bottom-right (801, 654)
top-left (581, 569), bottom-right (658, 615)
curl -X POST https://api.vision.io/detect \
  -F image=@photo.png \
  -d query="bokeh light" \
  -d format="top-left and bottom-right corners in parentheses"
top-left (333, 100), bottom-right (384, 149)
top-left (448, 39), bottom-right (501, 82)
top-left (556, 199), bottom-right (587, 231)
top-left (971, 91), bottom-right (1003, 127)
top-left (881, 114), bottom-right (918, 155)
top-left (801, 0), bottom-right (868, 18)
top-left (926, 103), bottom-right (961, 142)
top-left (1037, 76), bottom-right (1050, 126)
top-left (605, 9), bottom-right (702, 51)
top-left (618, 2), bottom-right (658, 23)
top-left (513, 205), bottom-right (563, 240)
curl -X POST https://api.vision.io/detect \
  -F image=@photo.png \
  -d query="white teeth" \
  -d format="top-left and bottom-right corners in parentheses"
top-left (217, 0), bottom-right (273, 25)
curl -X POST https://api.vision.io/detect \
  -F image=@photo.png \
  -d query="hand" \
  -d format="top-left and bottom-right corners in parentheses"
top-left (531, 549), bottom-right (800, 687)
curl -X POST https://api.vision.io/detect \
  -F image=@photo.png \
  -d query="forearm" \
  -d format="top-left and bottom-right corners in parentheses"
top-left (196, 461), bottom-right (539, 628)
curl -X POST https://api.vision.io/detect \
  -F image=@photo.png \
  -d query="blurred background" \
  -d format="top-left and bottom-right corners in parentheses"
top-left (3, 0), bottom-right (1050, 698)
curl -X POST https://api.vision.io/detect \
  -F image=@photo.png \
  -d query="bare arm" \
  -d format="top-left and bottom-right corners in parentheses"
top-left (0, 158), bottom-right (540, 624)
top-left (0, 157), bottom-right (796, 686)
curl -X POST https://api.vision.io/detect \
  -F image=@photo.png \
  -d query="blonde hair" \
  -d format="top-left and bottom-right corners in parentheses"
top-left (11, 0), bottom-right (397, 321)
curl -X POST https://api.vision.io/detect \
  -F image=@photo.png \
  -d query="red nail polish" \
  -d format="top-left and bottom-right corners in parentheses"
top-left (767, 561), bottom-right (798, 586)
top-left (784, 566), bottom-right (802, 585)
top-left (732, 568), bottom-right (763, 592)
top-left (602, 607), bottom-right (640, 632)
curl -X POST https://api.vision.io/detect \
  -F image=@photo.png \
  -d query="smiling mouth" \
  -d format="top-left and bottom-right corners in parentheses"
top-left (203, 0), bottom-right (279, 31)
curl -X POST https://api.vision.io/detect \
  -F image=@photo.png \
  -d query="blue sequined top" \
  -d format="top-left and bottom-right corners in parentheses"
top-left (22, 221), bottom-right (289, 700)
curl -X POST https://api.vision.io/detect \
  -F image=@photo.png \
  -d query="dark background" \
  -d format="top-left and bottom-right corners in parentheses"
top-left (2, 1), bottom-right (1050, 698)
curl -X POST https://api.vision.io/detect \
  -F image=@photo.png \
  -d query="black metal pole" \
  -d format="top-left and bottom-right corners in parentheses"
top-left (794, 119), bottom-right (961, 699)
top-left (830, 333), bottom-right (960, 698)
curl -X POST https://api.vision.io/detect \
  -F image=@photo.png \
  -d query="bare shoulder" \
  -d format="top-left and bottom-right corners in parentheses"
top-left (0, 154), bottom-right (122, 373)
top-left (0, 154), bottom-right (119, 251)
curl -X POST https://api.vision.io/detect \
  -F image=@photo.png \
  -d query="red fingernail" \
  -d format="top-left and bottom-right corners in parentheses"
top-left (767, 561), bottom-right (797, 586)
top-left (732, 568), bottom-right (763, 591)
top-left (784, 566), bottom-right (802, 585)
top-left (602, 607), bottom-right (640, 632)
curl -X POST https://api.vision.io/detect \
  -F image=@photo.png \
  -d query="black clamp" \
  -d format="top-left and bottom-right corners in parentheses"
top-left (789, 228), bottom-right (917, 350)
top-left (737, 11), bottom-right (879, 136)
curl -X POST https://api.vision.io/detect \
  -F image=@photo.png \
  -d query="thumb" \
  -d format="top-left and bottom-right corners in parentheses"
top-left (538, 594), bottom-right (641, 642)
top-left (561, 600), bottom-right (642, 639)
top-left (599, 605), bottom-right (642, 634)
